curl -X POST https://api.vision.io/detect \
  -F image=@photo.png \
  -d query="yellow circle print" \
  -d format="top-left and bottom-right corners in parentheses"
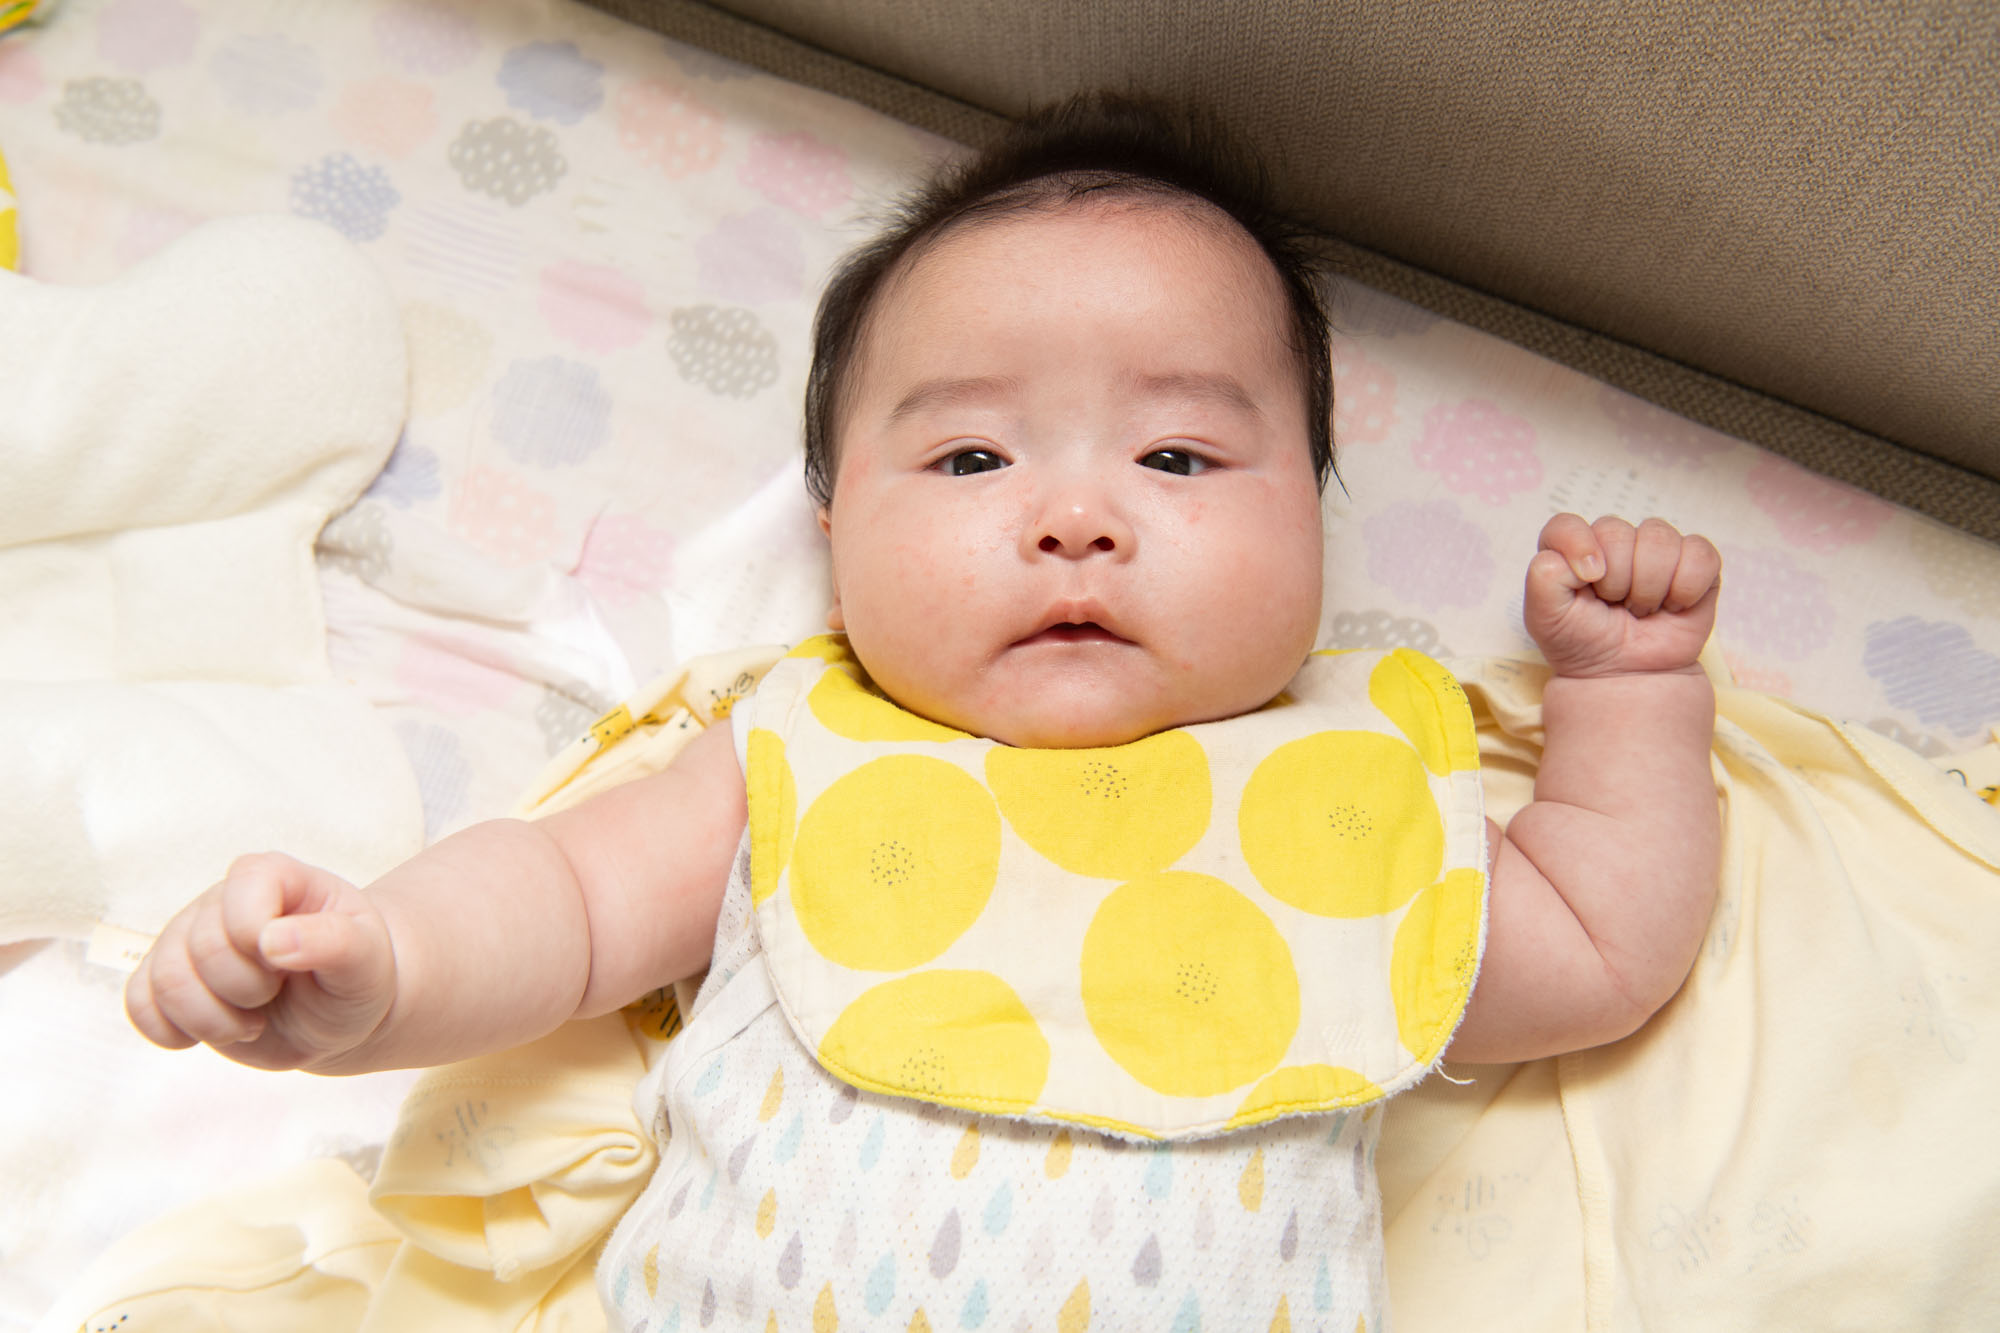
top-left (808, 666), bottom-right (968, 743)
top-left (1368, 649), bottom-right (1478, 776)
top-left (819, 969), bottom-right (1050, 1111)
top-left (1238, 730), bottom-right (1443, 917)
top-left (1230, 1064), bottom-right (1383, 1127)
top-left (1389, 868), bottom-right (1484, 1059)
top-left (985, 729), bottom-right (1211, 879)
top-left (790, 754), bottom-right (1000, 971)
top-left (786, 634), bottom-right (855, 664)
top-left (746, 728), bottom-right (795, 906)
top-left (1080, 872), bottom-right (1299, 1097)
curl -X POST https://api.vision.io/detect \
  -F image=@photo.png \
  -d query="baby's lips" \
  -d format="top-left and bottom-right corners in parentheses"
top-left (1015, 621), bottom-right (1132, 647)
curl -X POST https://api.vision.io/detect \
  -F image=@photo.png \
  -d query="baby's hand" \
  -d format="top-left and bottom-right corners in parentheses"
top-left (125, 852), bottom-right (395, 1071)
top-left (1523, 513), bottom-right (1721, 678)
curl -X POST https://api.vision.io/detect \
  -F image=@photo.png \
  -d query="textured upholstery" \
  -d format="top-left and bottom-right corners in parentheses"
top-left (584, 0), bottom-right (2000, 540)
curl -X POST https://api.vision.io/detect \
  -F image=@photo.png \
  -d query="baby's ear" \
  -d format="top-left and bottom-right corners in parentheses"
top-left (817, 506), bottom-right (844, 631)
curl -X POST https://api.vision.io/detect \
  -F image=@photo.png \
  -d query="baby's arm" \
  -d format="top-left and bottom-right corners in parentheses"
top-left (1447, 514), bottom-right (1722, 1064)
top-left (126, 719), bottom-right (745, 1074)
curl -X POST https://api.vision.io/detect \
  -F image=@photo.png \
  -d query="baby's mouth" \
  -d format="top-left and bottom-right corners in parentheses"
top-left (1016, 621), bottom-right (1130, 647)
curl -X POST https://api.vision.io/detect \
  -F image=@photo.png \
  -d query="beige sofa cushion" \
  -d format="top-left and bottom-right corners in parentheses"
top-left (586, 0), bottom-right (2000, 540)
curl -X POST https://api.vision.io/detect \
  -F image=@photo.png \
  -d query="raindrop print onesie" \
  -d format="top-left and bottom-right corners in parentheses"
top-left (599, 635), bottom-right (1487, 1332)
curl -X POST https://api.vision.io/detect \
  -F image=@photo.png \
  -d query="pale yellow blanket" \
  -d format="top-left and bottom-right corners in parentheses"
top-left (39, 651), bottom-right (2000, 1333)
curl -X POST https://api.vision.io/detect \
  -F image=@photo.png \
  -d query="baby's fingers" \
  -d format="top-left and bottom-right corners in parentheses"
top-left (125, 950), bottom-right (199, 1051)
top-left (1586, 517), bottom-right (1639, 604)
top-left (130, 914), bottom-right (270, 1048)
top-left (1536, 512), bottom-right (1606, 584)
top-left (1623, 519), bottom-right (1689, 617)
top-left (258, 909), bottom-right (391, 1003)
top-left (1661, 534), bottom-right (1723, 613)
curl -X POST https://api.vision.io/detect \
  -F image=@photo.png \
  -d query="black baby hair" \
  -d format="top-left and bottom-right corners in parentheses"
top-left (801, 91), bottom-right (1336, 509)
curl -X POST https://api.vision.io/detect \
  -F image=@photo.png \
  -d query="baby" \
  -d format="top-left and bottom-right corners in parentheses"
top-left (127, 96), bottom-right (1721, 1330)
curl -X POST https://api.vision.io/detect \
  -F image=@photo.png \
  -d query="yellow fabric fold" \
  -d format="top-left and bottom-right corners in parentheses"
top-left (1381, 653), bottom-right (2000, 1332)
top-left (41, 648), bottom-right (784, 1333)
top-left (31, 1159), bottom-right (400, 1332)
top-left (368, 1016), bottom-right (657, 1283)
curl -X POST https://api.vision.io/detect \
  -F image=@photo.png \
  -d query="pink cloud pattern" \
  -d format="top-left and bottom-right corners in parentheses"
top-left (539, 259), bottom-right (651, 352)
top-left (453, 465), bottom-right (560, 567)
top-left (1413, 398), bottom-right (1542, 504)
top-left (575, 514), bottom-right (675, 607)
top-left (1332, 342), bottom-right (1398, 447)
top-left (740, 130), bottom-right (851, 218)
top-left (1597, 386), bottom-right (1733, 470)
top-left (1746, 456), bottom-right (1891, 552)
top-left (614, 80), bottom-right (723, 179)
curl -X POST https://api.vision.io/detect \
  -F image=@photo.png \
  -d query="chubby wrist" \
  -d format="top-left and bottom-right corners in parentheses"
top-left (1541, 662), bottom-right (1715, 722)
top-left (1536, 660), bottom-right (1712, 688)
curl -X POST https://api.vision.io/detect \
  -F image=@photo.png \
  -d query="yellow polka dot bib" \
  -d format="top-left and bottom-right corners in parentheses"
top-left (745, 634), bottom-right (1487, 1140)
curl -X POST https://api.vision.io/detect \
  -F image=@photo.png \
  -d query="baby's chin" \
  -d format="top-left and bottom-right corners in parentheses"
top-left (859, 641), bottom-right (1308, 749)
top-left (982, 715), bottom-right (1165, 750)
top-left (953, 688), bottom-right (1248, 750)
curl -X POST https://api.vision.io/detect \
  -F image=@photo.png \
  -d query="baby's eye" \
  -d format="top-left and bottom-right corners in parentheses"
top-left (942, 448), bottom-right (1008, 477)
top-left (1139, 449), bottom-right (1208, 476)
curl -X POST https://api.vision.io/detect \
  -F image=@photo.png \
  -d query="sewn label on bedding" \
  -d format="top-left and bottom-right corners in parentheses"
top-left (86, 921), bottom-right (154, 973)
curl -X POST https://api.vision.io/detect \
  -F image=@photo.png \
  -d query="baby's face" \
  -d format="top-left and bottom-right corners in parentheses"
top-left (819, 199), bottom-right (1325, 748)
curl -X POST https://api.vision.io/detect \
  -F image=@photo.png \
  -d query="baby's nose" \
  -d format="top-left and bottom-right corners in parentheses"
top-left (1031, 499), bottom-right (1133, 558)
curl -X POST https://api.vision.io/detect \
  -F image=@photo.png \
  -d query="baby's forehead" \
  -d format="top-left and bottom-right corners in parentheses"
top-left (857, 192), bottom-right (1298, 378)
top-left (900, 190), bottom-right (1278, 292)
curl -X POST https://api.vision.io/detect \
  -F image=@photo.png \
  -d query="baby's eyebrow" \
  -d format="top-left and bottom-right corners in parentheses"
top-left (886, 375), bottom-right (1022, 422)
top-left (1129, 370), bottom-right (1264, 418)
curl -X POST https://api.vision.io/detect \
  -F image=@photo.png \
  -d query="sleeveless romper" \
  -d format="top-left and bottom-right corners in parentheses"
top-left (599, 636), bottom-right (1486, 1332)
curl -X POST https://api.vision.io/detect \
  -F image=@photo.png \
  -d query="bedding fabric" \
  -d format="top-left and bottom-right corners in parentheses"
top-left (0, 215), bottom-right (425, 945)
top-left (0, 0), bottom-right (1997, 1328)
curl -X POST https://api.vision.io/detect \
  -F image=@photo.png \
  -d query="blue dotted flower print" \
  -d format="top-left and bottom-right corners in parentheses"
top-left (1864, 617), bottom-right (2000, 737)
top-left (365, 431), bottom-right (442, 507)
top-left (490, 356), bottom-right (611, 466)
top-left (291, 153), bottom-right (400, 241)
top-left (498, 41), bottom-right (604, 124)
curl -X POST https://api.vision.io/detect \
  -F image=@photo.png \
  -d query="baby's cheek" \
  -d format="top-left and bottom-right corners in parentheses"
top-left (1209, 523), bottom-right (1322, 661)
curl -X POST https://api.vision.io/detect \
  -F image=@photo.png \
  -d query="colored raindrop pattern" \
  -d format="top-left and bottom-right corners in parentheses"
top-left (858, 1115), bottom-right (885, 1170)
top-left (865, 1252), bottom-right (897, 1316)
top-left (775, 1110), bottom-right (806, 1163)
top-left (929, 1209), bottom-right (961, 1278)
top-left (727, 1134), bottom-right (756, 1182)
top-left (981, 1183), bottom-right (1011, 1236)
top-left (959, 1278), bottom-right (989, 1329)
top-left (1132, 1234), bottom-right (1163, 1287)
